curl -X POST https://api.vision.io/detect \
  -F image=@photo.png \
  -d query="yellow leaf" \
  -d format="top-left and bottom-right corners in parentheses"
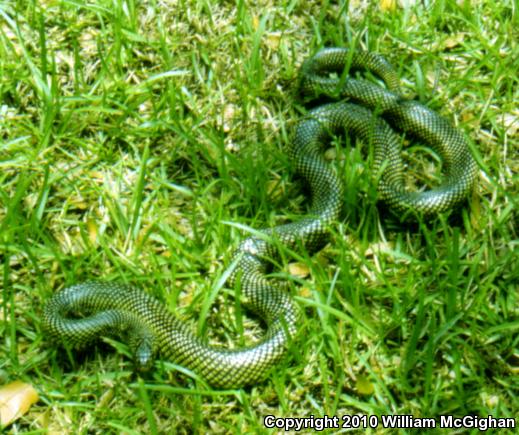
top-left (287, 262), bottom-right (310, 278)
top-left (324, 147), bottom-right (337, 161)
top-left (299, 286), bottom-right (312, 298)
top-left (469, 188), bottom-right (482, 230)
top-left (0, 381), bottom-right (39, 427)
top-left (501, 112), bottom-right (519, 136)
top-left (86, 218), bottom-right (98, 244)
top-left (380, 0), bottom-right (397, 12)
top-left (252, 15), bottom-right (259, 31)
top-left (355, 374), bottom-right (375, 395)
top-left (221, 104), bottom-right (236, 133)
top-left (266, 179), bottom-right (285, 201)
top-left (266, 32), bottom-right (281, 50)
top-left (364, 241), bottom-right (393, 257)
top-left (443, 33), bottom-right (465, 49)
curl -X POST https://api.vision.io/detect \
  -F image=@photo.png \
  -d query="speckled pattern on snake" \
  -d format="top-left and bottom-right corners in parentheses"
top-left (42, 48), bottom-right (478, 388)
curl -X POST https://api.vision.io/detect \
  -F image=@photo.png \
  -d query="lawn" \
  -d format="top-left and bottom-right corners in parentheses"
top-left (1, 0), bottom-right (517, 433)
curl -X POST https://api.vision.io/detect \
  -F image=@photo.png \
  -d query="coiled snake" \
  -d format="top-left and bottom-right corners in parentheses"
top-left (43, 48), bottom-right (477, 388)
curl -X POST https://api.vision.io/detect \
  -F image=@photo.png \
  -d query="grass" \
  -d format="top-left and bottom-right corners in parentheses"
top-left (1, 0), bottom-right (518, 433)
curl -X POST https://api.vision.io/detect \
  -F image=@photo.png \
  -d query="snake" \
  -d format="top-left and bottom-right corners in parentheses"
top-left (42, 48), bottom-right (477, 389)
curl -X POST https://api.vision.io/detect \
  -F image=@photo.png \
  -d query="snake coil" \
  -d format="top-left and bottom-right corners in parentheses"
top-left (43, 48), bottom-right (477, 388)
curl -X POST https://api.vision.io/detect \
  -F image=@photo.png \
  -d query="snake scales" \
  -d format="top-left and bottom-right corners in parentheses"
top-left (43, 48), bottom-right (477, 388)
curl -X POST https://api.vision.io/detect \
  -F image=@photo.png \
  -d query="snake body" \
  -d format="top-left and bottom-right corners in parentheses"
top-left (42, 48), bottom-right (477, 388)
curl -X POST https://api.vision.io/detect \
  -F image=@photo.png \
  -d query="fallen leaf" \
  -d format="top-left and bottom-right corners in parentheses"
top-left (266, 32), bottom-right (282, 50)
top-left (252, 15), bottom-right (259, 31)
top-left (501, 112), bottom-right (519, 136)
top-left (380, 0), bottom-right (397, 11)
top-left (355, 374), bottom-right (375, 395)
top-left (219, 104), bottom-right (236, 133)
top-left (287, 262), bottom-right (311, 278)
top-left (299, 286), bottom-right (312, 298)
top-left (364, 241), bottom-right (393, 257)
top-left (0, 381), bottom-right (39, 427)
top-left (443, 33), bottom-right (465, 49)
top-left (86, 218), bottom-right (98, 244)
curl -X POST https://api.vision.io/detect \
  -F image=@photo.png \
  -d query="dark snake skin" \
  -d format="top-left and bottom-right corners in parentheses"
top-left (42, 48), bottom-right (477, 388)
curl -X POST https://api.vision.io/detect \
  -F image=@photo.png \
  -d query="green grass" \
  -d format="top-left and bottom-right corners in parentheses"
top-left (1, 0), bottom-right (518, 433)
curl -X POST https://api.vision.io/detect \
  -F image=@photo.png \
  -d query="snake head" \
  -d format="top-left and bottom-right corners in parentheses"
top-left (128, 330), bottom-right (156, 371)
